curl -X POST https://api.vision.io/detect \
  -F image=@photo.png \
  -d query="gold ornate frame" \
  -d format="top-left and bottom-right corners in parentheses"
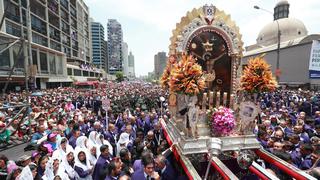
top-left (169, 5), bottom-right (244, 95)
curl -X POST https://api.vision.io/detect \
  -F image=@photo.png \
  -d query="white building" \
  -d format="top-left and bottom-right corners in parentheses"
top-left (128, 51), bottom-right (135, 78)
top-left (0, 0), bottom-right (102, 90)
top-left (242, 0), bottom-right (320, 88)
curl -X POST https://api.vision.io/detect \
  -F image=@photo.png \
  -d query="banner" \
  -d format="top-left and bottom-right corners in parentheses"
top-left (309, 40), bottom-right (320, 78)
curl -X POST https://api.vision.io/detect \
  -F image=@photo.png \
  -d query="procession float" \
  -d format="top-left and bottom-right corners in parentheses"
top-left (160, 4), bottom-right (315, 179)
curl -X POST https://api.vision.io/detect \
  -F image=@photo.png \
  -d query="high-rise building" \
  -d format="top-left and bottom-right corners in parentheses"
top-left (104, 40), bottom-right (108, 73)
top-left (128, 51), bottom-right (135, 78)
top-left (122, 42), bottom-right (129, 77)
top-left (154, 52), bottom-right (167, 79)
top-left (91, 21), bottom-right (106, 70)
top-left (0, 0), bottom-right (101, 90)
top-left (107, 19), bottom-right (123, 74)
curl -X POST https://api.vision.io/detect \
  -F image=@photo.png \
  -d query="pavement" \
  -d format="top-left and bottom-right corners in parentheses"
top-left (0, 143), bottom-right (32, 161)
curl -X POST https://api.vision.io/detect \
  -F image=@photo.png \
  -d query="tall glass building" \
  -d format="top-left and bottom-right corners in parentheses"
top-left (107, 19), bottom-right (123, 74)
top-left (91, 21), bottom-right (106, 71)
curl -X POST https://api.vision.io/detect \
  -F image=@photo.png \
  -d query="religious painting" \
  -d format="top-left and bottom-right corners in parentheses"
top-left (186, 27), bottom-right (232, 94)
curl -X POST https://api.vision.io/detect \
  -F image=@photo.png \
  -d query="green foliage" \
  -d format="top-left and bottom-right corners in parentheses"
top-left (115, 71), bottom-right (124, 82)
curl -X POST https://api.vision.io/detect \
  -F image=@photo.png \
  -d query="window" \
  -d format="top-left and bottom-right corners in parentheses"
top-left (31, 15), bottom-right (47, 35)
top-left (60, 0), bottom-right (69, 10)
top-left (74, 69), bottom-right (81, 76)
top-left (40, 52), bottom-right (48, 73)
top-left (83, 71), bottom-right (88, 77)
top-left (48, 0), bottom-right (59, 15)
top-left (61, 21), bottom-right (70, 34)
top-left (4, 1), bottom-right (20, 23)
top-left (57, 56), bottom-right (63, 75)
top-left (6, 20), bottom-right (21, 37)
top-left (60, 9), bottom-right (69, 22)
top-left (49, 54), bottom-right (56, 74)
top-left (90, 72), bottom-right (94, 77)
top-left (0, 49), bottom-right (10, 68)
top-left (30, 0), bottom-right (46, 20)
top-left (32, 50), bottom-right (38, 65)
top-left (32, 33), bottom-right (48, 47)
top-left (12, 45), bottom-right (23, 69)
top-left (67, 68), bottom-right (72, 75)
top-left (49, 26), bottom-right (60, 41)
top-left (50, 40), bottom-right (61, 51)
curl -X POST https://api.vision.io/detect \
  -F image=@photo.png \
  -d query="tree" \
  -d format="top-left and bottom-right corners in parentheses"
top-left (115, 71), bottom-right (124, 82)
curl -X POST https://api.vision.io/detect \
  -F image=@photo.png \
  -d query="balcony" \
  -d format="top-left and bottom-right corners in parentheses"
top-left (71, 30), bottom-right (77, 41)
top-left (6, 20), bottom-right (21, 37)
top-left (60, 0), bottom-right (69, 10)
top-left (72, 40), bottom-right (78, 50)
top-left (60, 9), bottom-right (69, 23)
top-left (62, 35), bottom-right (70, 46)
top-left (50, 40), bottom-right (61, 51)
top-left (72, 49), bottom-right (78, 57)
top-left (48, 11), bottom-right (60, 29)
top-left (30, 0), bottom-right (46, 21)
top-left (48, 0), bottom-right (59, 15)
top-left (61, 21), bottom-right (70, 34)
top-left (70, 18), bottom-right (77, 29)
top-left (49, 26), bottom-right (60, 42)
top-left (70, 6), bottom-right (77, 18)
top-left (32, 32), bottom-right (48, 47)
top-left (63, 46), bottom-right (71, 57)
top-left (31, 15), bottom-right (47, 36)
top-left (70, 0), bottom-right (76, 7)
top-left (4, 1), bottom-right (20, 24)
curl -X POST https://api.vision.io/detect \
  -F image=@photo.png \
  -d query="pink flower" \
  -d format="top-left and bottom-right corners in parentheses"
top-left (211, 107), bottom-right (235, 136)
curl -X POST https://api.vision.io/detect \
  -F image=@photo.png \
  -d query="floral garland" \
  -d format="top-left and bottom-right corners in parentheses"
top-left (168, 54), bottom-right (205, 96)
top-left (240, 54), bottom-right (277, 94)
top-left (211, 106), bottom-right (235, 136)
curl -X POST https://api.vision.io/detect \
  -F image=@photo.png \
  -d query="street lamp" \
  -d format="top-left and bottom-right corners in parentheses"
top-left (159, 96), bottom-right (165, 118)
top-left (254, 5), bottom-right (281, 83)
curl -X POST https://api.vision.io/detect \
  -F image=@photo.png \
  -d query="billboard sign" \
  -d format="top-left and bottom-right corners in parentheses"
top-left (309, 40), bottom-right (320, 78)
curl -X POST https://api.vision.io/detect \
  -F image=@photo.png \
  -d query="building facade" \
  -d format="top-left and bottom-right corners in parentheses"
top-left (128, 51), bottom-right (135, 78)
top-left (107, 19), bottom-right (123, 74)
top-left (242, 0), bottom-right (320, 88)
top-left (122, 42), bottom-right (128, 77)
top-left (91, 21), bottom-right (106, 70)
top-left (0, 0), bottom-right (101, 90)
top-left (154, 52), bottom-right (167, 79)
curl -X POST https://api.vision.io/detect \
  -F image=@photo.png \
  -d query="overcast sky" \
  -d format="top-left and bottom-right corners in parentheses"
top-left (83, 0), bottom-right (320, 76)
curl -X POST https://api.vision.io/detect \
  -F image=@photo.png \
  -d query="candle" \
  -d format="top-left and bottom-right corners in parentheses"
top-left (209, 91), bottom-right (214, 109)
top-left (230, 94), bottom-right (235, 109)
top-left (202, 93), bottom-right (207, 110)
top-left (216, 91), bottom-right (220, 108)
top-left (223, 92), bottom-right (228, 106)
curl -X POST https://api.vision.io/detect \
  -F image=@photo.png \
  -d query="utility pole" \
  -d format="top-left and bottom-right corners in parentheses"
top-left (27, 0), bottom-right (33, 91)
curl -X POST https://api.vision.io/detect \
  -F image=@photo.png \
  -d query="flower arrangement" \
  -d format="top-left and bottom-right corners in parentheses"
top-left (240, 54), bottom-right (277, 94)
top-left (211, 106), bottom-right (235, 136)
top-left (168, 54), bottom-right (205, 95)
top-left (160, 56), bottom-right (176, 89)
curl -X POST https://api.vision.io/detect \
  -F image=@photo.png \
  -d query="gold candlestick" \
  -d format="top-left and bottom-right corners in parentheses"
top-left (223, 92), bottom-right (228, 106)
top-left (230, 94), bottom-right (235, 109)
top-left (202, 93), bottom-right (207, 110)
top-left (216, 91), bottom-right (220, 108)
top-left (209, 91), bottom-right (213, 109)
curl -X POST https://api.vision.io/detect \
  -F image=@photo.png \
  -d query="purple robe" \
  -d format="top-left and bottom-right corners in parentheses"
top-left (92, 155), bottom-right (113, 180)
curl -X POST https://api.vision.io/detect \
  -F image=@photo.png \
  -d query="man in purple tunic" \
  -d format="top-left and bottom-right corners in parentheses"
top-left (93, 145), bottom-right (113, 180)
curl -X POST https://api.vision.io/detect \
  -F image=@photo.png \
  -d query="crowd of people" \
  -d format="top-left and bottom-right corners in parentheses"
top-left (255, 89), bottom-right (320, 178)
top-left (2, 81), bottom-right (320, 179)
top-left (0, 82), bottom-right (181, 180)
